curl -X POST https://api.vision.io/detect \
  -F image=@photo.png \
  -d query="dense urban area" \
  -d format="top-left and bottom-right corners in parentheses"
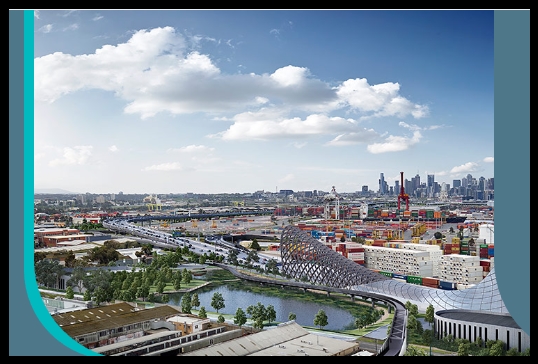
top-left (32, 176), bottom-right (529, 357)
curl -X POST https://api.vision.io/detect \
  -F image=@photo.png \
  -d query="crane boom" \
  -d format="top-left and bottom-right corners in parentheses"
top-left (397, 171), bottom-right (410, 211)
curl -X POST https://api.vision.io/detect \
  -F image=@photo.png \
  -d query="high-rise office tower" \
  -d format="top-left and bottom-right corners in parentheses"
top-left (379, 173), bottom-right (386, 195)
top-left (427, 174), bottom-right (435, 188)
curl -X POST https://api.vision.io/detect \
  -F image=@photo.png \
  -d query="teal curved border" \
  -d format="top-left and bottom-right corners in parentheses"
top-left (23, 10), bottom-right (101, 356)
top-left (493, 10), bottom-right (530, 337)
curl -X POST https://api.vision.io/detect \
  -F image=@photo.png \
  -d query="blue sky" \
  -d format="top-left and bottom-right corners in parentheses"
top-left (33, 10), bottom-right (494, 195)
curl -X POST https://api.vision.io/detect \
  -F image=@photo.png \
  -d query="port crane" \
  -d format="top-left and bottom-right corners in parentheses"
top-left (397, 171), bottom-right (410, 212)
top-left (323, 186), bottom-right (340, 220)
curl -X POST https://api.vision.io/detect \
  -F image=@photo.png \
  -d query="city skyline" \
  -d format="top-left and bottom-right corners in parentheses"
top-left (34, 170), bottom-right (493, 197)
top-left (34, 10), bottom-right (494, 194)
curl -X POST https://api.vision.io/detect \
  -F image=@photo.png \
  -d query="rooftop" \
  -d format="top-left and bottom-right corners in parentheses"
top-left (53, 302), bottom-right (181, 338)
top-left (436, 309), bottom-right (521, 329)
top-left (180, 321), bottom-right (359, 356)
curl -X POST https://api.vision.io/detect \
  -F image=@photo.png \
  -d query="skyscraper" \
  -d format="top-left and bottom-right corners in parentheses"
top-left (427, 174), bottom-right (435, 188)
top-left (379, 173), bottom-right (386, 195)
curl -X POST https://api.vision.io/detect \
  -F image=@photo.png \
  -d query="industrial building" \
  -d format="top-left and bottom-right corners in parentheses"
top-left (179, 321), bottom-right (361, 356)
top-left (434, 310), bottom-right (530, 353)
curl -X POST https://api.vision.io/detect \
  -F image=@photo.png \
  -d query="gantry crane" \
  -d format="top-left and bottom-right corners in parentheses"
top-left (323, 186), bottom-right (340, 220)
top-left (397, 171), bottom-right (410, 212)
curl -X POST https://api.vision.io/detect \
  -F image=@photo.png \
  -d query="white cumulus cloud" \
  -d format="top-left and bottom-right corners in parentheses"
top-left (35, 25), bottom-right (432, 149)
top-left (450, 162), bottom-right (479, 174)
top-left (49, 146), bottom-right (93, 166)
top-left (366, 130), bottom-right (422, 154)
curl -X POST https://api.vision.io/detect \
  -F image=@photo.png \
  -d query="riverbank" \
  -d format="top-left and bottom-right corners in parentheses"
top-left (39, 265), bottom-right (456, 355)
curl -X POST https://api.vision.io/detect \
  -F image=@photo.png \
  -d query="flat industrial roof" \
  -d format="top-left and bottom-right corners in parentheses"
top-left (436, 309), bottom-right (521, 329)
top-left (54, 302), bottom-right (181, 338)
top-left (180, 321), bottom-right (359, 356)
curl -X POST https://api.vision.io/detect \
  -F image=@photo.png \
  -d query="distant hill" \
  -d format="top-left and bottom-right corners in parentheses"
top-left (34, 188), bottom-right (80, 195)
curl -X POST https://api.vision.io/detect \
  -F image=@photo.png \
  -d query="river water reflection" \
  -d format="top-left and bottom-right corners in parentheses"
top-left (167, 279), bottom-right (358, 331)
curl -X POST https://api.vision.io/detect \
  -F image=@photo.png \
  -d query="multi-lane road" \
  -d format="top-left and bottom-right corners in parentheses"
top-left (102, 218), bottom-right (281, 271)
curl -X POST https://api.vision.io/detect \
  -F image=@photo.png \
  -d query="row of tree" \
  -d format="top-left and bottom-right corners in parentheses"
top-left (176, 289), bottom-right (332, 331)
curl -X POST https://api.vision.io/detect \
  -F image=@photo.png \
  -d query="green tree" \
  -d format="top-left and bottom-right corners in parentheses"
top-left (288, 312), bottom-right (296, 321)
top-left (93, 286), bottom-right (109, 306)
top-left (246, 302), bottom-right (267, 329)
top-left (182, 268), bottom-right (193, 284)
top-left (265, 258), bottom-right (278, 276)
top-left (313, 309), bottom-right (328, 330)
top-left (488, 340), bottom-right (504, 356)
top-left (422, 329), bottom-right (433, 347)
top-left (83, 269), bottom-right (113, 297)
top-left (83, 290), bottom-right (91, 301)
top-left (234, 307), bottom-right (248, 328)
top-left (173, 276), bottom-right (182, 291)
top-left (64, 251), bottom-right (77, 268)
top-left (506, 347), bottom-right (520, 356)
top-left (253, 316), bottom-right (265, 330)
top-left (87, 245), bottom-right (120, 265)
top-left (66, 266), bottom-right (87, 293)
top-left (425, 304), bottom-right (435, 329)
top-left (35, 259), bottom-right (65, 288)
top-left (137, 284), bottom-right (150, 301)
top-left (227, 249), bottom-right (239, 266)
top-left (457, 341), bottom-right (471, 356)
top-left (404, 345), bottom-right (428, 356)
top-left (34, 251), bottom-right (47, 263)
top-left (141, 243), bottom-right (153, 256)
top-left (246, 250), bottom-right (260, 266)
top-left (198, 306), bottom-right (207, 318)
top-left (65, 286), bottom-right (75, 299)
top-left (405, 301), bottom-right (419, 317)
top-left (191, 292), bottom-right (200, 309)
top-left (181, 292), bottom-right (192, 314)
top-left (355, 315), bottom-right (368, 330)
top-left (217, 314), bottom-right (225, 323)
top-left (250, 239), bottom-right (261, 251)
top-left (211, 292), bottom-right (225, 313)
top-left (266, 304), bottom-right (276, 324)
top-left (156, 280), bottom-right (166, 294)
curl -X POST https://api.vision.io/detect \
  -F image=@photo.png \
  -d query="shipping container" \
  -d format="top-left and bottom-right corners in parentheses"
top-left (406, 275), bottom-right (422, 285)
top-left (439, 280), bottom-right (457, 290)
top-left (392, 273), bottom-right (407, 281)
top-left (422, 277), bottom-right (439, 286)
